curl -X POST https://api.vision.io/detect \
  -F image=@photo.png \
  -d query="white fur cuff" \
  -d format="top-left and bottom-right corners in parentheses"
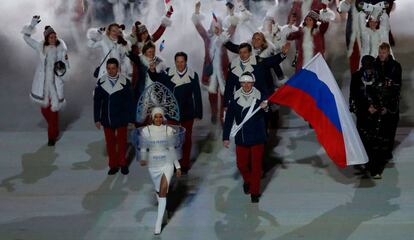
top-left (319, 9), bottom-right (336, 22)
top-left (191, 13), bottom-right (204, 25)
top-left (227, 15), bottom-right (239, 26)
top-left (86, 28), bottom-right (103, 41)
top-left (161, 16), bottom-right (172, 27)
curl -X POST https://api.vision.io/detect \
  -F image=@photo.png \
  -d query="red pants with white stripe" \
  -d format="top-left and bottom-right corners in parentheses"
top-left (103, 127), bottom-right (128, 169)
top-left (41, 105), bottom-right (59, 141)
top-left (235, 144), bottom-right (264, 195)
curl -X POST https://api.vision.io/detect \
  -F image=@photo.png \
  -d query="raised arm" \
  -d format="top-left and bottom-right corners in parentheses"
top-left (318, 21), bottom-right (329, 35)
top-left (21, 16), bottom-right (42, 50)
top-left (191, 2), bottom-right (211, 47)
top-left (223, 40), bottom-right (240, 54)
top-left (86, 27), bottom-right (104, 48)
top-left (286, 29), bottom-right (302, 41)
top-left (261, 44), bottom-right (289, 69)
top-left (151, 6), bottom-right (174, 42)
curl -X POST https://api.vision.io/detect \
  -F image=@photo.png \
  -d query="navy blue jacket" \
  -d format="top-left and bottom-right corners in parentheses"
top-left (223, 91), bottom-right (267, 146)
top-left (223, 53), bottom-right (286, 108)
top-left (224, 41), bottom-right (285, 89)
top-left (148, 67), bottom-right (203, 121)
top-left (94, 75), bottom-right (135, 128)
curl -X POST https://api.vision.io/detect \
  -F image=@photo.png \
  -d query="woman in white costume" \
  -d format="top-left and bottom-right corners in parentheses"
top-left (139, 107), bottom-right (182, 235)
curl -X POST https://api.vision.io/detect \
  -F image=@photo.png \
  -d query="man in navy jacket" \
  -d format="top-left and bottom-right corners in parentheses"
top-left (148, 52), bottom-right (203, 173)
top-left (94, 58), bottom-right (135, 175)
top-left (223, 72), bottom-right (268, 203)
top-left (223, 42), bottom-right (289, 108)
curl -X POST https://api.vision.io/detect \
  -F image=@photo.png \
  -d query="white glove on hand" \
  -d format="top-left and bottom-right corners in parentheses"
top-left (97, 27), bottom-right (106, 34)
top-left (30, 15), bottom-right (41, 28)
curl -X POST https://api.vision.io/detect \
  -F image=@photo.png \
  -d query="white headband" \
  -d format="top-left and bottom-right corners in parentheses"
top-left (239, 74), bottom-right (255, 83)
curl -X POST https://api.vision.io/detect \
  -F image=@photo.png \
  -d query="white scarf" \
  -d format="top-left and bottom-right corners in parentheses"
top-left (168, 67), bottom-right (193, 87)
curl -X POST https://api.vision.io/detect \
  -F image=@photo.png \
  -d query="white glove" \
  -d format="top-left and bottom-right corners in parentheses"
top-left (97, 27), bottom-right (106, 34)
top-left (30, 15), bottom-right (41, 28)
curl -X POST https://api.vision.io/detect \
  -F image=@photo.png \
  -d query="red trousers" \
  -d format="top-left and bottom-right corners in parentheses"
top-left (168, 119), bottom-right (194, 171)
top-left (41, 105), bottom-right (59, 141)
top-left (103, 127), bottom-right (128, 168)
top-left (235, 144), bottom-right (264, 195)
top-left (208, 93), bottom-right (224, 123)
top-left (349, 41), bottom-right (361, 74)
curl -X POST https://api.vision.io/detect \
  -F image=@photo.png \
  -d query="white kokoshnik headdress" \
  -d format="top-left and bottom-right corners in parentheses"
top-left (136, 82), bottom-right (180, 123)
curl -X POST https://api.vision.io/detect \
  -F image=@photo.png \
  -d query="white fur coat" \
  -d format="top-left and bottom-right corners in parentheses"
top-left (87, 28), bottom-right (130, 79)
top-left (22, 26), bottom-right (69, 111)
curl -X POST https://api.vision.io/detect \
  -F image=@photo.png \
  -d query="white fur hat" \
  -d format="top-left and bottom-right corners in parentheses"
top-left (151, 107), bottom-right (165, 119)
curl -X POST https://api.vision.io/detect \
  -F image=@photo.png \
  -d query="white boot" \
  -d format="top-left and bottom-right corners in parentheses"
top-left (154, 197), bottom-right (166, 235)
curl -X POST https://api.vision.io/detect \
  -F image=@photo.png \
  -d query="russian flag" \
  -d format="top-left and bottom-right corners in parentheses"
top-left (268, 53), bottom-right (368, 168)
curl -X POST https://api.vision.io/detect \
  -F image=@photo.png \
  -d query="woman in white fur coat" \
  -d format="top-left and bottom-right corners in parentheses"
top-left (21, 16), bottom-right (70, 146)
top-left (87, 23), bottom-right (130, 79)
top-left (139, 107), bottom-right (182, 235)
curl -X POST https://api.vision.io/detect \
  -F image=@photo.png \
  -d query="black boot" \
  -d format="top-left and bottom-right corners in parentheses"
top-left (108, 168), bottom-right (119, 175)
top-left (243, 183), bottom-right (250, 195)
top-left (47, 139), bottom-right (56, 146)
top-left (251, 194), bottom-right (261, 203)
top-left (121, 166), bottom-right (129, 175)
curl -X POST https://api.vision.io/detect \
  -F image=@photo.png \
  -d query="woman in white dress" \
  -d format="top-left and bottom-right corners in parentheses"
top-left (139, 107), bottom-right (182, 235)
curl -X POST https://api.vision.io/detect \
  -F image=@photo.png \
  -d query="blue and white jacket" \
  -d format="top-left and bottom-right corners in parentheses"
top-left (223, 87), bottom-right (267, 146)
top-left (94, 74), bottom-right (135, 128)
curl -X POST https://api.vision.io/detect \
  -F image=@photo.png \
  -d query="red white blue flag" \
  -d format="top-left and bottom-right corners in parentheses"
top-left (268, 53), bottom-right (368, 167)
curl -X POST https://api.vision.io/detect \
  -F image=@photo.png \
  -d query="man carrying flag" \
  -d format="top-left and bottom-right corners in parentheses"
top-left (227, 53), bottom-right (368, 169)
top-left (223, 72), bottom-right (269, 203)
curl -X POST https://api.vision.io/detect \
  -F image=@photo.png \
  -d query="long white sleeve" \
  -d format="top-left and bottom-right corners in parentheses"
top-left (86, 28), bottom-right (104, 48)
top-left (359, 13), bottom-right (370, 57)
top-left (379, 14), bottom-right (390, 43)
top-left (21, 25), bottom-right (41, 51)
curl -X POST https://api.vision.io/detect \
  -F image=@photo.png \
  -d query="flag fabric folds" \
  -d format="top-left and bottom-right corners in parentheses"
top-left (268, 53), bottom-right (368, 167)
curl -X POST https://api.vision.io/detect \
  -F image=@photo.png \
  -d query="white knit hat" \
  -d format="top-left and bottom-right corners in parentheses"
top-left (44, 26), bottom-right (56, 38)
